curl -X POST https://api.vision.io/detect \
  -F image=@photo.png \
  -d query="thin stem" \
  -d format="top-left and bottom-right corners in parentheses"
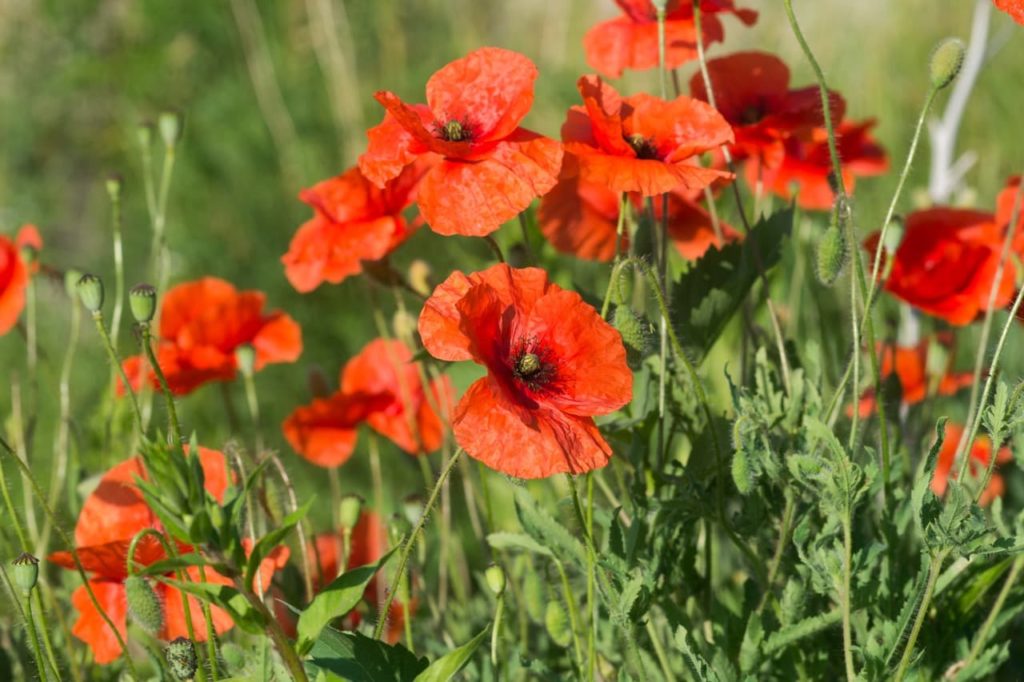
top-left (893, 549), bottom-right (950, 682)
top-left (369, 433), bottom-right (386, 604)
top-left (757, 490), bottom-right (795, 614)
top-left (33, 589), bottom-right (63, 681)
top-left (141, 323), bottom-right (183, 447)
top-left (109, 186), bottom-right (125, 351)
top-left (645, 618), bottom-right (676, 682)
top-left (242, 370), bottom-right (265, 455)
top-left (555, 559), bottom-right (585, 673)
top-left (517, 213), bottom-right (535, 264)
top-left (483, 235), bottom-right (506, 263)
top-left (11, 381), bottom-right (39, 545)
top-left (23, 589), bottom-right (50, 682)
top-left (586, 473), bottom-right (597, 682)
top-left (235, 578), bottom-right (309, 682)
top-left (840, 513), bottom-right (857, 682)
top-left (92, 311), bottom-right (144, 433)
top-left (268, 454), bottom-right (315, 604)
top-left (490, 595), bottom-right (504, 669)
top-left (958, 555), bottom-right (1024, 679)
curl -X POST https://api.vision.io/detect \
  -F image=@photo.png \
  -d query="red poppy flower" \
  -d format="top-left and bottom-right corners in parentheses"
top-left (689, 51), bottom-right (845, 169)
top-left (998, 176), bottom-right (1024, 251)
top-left (0, 225), bottom-right (43, 336)
top-left (931, 423), bottom-right (1012, 507)
top-left (283, 163), bottom-right (427, 293)
top-left (864, 207), bottom-right (1014, 325)
top-left (358, 47), bottom-right (563, 237)
top-left (562, 75), bottom-right (733, 197)
top-left (583, 0), bottom-right (757, 79)
top-left (418, 263), bottom-right (632, 479)
top-left (284, 338), bottom-right (451, 468)
top-left (851, 337), bottom-right (973, 418)
top-left (122, 277), bottom-right (302, 395)
top-left (538, 171), bottom-right (738, 262)
top-left (995, 0), bottom-right (1024, 24)
top-left (749, 120), bottom-right (888, 210)
top-left (48, 448), bottom-right (288, 664)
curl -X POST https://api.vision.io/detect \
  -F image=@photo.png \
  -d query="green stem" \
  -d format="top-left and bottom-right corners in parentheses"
top-left (757, 490), bottom-right (796, 614)
top-left (33, 589), bottom-right (63, 681)
top-left (585, 473), bottom-right (597, 682)
top-left (958, 555), bottom-right (1024, 679)
top-left (23, 590), bottom-right (50, 682)
top-left (490, 595), bottom-right (504, 669)
top-left (645, 618), bottom-right (676, 682)
top-left (555, 559), bottom-right (585, 673)
top-left (893, 548), bottom-right (949, 682)
top-left (109, 187), bottom-right (125, 352)
top-left (235, 577), bottom-right (309, 682)
top-left (242, 369), bottom-right (265, 455)
top-left (141, 323), bottom-right (182, 447)
top-left (840, 513), bottom-right (857, 681)
top-left (517, 213), bottom-right (535, 264)
top-left (92, 311), bottom-right (144, 434)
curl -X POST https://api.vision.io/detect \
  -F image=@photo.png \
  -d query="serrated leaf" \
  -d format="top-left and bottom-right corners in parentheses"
top-left (739, 611), bottom-right (764, 673)
top-left (485, 531), bottom-right (553, 558)
top-left (513, 488), bottom-right (587, 569)
top-left (674, 626), bottom-right (720, 682)
top-left (763, 609), bottom-right (841, 656)
top-left (413, 627), bottom-right (489, 682)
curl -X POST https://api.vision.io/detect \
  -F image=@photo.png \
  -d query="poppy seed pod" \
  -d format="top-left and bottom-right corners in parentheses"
top-left (130, 284), bottom-right (157, 323)
top-left (64, 268), bottom-right (82, 298)
top-left (485, 563), bottom-right (506, 597)
top-left (137, 121), bottom-right (154, 148)
top-left (408, 260), bottom-right (432, 297)
top-left (235, 344), bottom-right (256, 377)
top-left (613, 306), bottom-right (647, 353)
top-left (166, 637), bottom-right (198, 680)
top-left (338, 494), bottom-right (364, 532)
top-left (125, 575), bottom-right (165, 635)
top-left (930, 38), bottom-right (965, 90)
top-left (76, 273), bottom-right (105, 313)
top-left (815, 224), bottom-right (848, 286)
top-left (12, 552), bottom-right (39, 595)
top-left (158, 110), bottom-right (184, 146)
top-left (105, 174), bottom-right (123, 200)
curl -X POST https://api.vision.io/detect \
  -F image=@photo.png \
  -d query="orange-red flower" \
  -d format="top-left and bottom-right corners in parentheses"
top-left (749, 120), bottom-right (888, 210)
top-left (995, 0), bottom-right (1024, 24)
top-left (359, 47), bottom-right (562, 237)
top-left (284, 338), bottom-right (450, 468)
top-left (583, 0), bottom-right (756, 79)
top-left (931, 423), bottom-right (1012, 507)
top-left (0, 225), bottom-right (43, 336)
top-left (689, 51), bottom-right (844, 170)
top-left (418, 263), bottom-right (632, 478)
top-left (562, 75), bottom-right (733, 197)
top-left (283, 164), bottom-right (426, 293)
top-left (48, 448), bottom-right (288, 664)
top-left (122, 277), bottom-right (302, 395)
top-left (851, 337), bottom-right (973, 418)
top-left (537, 172), bottom-right (738, 262)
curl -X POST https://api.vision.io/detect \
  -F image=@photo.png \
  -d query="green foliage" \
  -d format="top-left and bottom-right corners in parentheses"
top-left (306, 629), bottom-right (428, 682)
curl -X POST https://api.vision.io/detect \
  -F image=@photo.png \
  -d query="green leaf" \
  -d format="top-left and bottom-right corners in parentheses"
top-left (763, 609), bottom-right (841, 656)
top-left (485, 531), bottom-right (553, 558)
top-left (673, 626), bottom-right (719, 682)
top-left (544, 600), bottom-right (572, 648)
top-left (913, 417), bottom-right (949, 539)
top-left (513, 488), bottom-right (587, 569)
top-left (295, 547), bottom-right (397, 655)
top-left (306, 629), bottom-right (428, 682)
top-left (671, 207), bottom-right (793, 363)
top-left (244, 497), bottom-right (314, 588)
top-left (413, 627), bottom-right (490, 682)
top-left (739, 611), bottom-right (764, 673)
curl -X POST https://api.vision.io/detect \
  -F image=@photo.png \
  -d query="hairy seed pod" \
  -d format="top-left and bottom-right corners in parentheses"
top-left (930, 38), bottom-right (965, 90)
top-left (166, 637), bottom-right (198, 680)
top-left (613, 306), bottom-right (646, 352)
top-left (76, 273), bottom-right (105, 313)
top-left (12, 553), bottom-right (39, 595)
top-left (732, 447), bottom-right (756, 496)
top-left (129, 284), bottom-right (157, 324)
top-left (485, 563), bottom-right (506, 597)
top-left (125, 575), bottom-right (165, 635)
top-left (545, 600), bottom-right (572, 647)
top-left (815, 224), bottom-right (848, 286)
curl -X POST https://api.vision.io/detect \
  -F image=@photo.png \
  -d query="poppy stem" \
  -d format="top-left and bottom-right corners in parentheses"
top-left (483, 235), bottom-right (506, 263)
top-left (140, 323), bottom-right (183, 448)
top-left (108, 179), bottom-right (125, 353)
top-left (517, 213), bottom-right (536, 265)
top-left (91, 311), bottom-right (145, 435)
top-left (893, 548), bottom-right (949, 682)
top-left (267, 453), bottom-right (316, 604)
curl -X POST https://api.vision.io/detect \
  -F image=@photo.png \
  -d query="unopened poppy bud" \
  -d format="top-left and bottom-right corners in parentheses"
top-left (610, 265), bottom-right (631, 307)
top-left (125, 575), bottom-right (165, 635)
top-left (130, 284), bottom-right (157, 323)
top-left (106, 174), bottom-right (123, 200)
top-left (930, 38), bottom-right (965, 90)
top-left (235, 344), bottom-right (256, 377)
top-left (388, 513), bottom-right (411, 546)
top-left (158, 110), bottom-right (184, 147)
top-left (815, 224), bottom-right (848, 286)
top-left (402, 495), bottom-right (423, 527)
top-left (613, 306), bottom-right (646, 352)
top-left (77, 273), bottom-right (105, 313)
top-left (64, 268), bottom-right (82, 298)
top-left (166, 637), bottom-right (198, 680)
top-left (485, 563), bottom-right (506, 597)
top-left (338, 494), bottom-right (363, 531)
top-left (393, 309), bottom-right (417, 341)
top-left (12, 552), bottom-right (39, 595)
top-left (883, 216), bottom-right (905, 256)
top-left (137, 121), bottom-right (154, 148)
top-left (408, 260), bottom-right (432, 297)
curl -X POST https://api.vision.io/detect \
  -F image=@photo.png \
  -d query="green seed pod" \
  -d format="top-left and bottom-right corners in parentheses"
top-left (235, 344), bottom-right (256, 377)
top-left (408, 259), bottom-right (432, 297)
top-left (125, 575), bottom-right (165, 635)
top-left (815, 224), bottom-right (848, 286)
top-left (166, 637), bottom-right (198, 680)
top-left (77, 273), bottom-right (105, 313)
top-left (613, 306), bottom-right (646, 353)
top-left (12, 552), bottom-right (39, 595)
top-left (158, 110), bottom-right (184, 147)
top-left (485, 563), bottom-right (506, 597)
top-left (64, 268), bottom-right (82, 298)
top-left (129, 284), bottom-right (157, 324)
top-left (544, 600), bottom-right (572, 648)
top-left (106, 173), bottom-right (123, 200)
top-left (731, 447), bottom-right (756, 496)
top-left (930, 37), bottom-right (965, 90)
top-left (137, 120), bottom-right (154, 148)
top-left (338, 493), bottom-right (364, 532)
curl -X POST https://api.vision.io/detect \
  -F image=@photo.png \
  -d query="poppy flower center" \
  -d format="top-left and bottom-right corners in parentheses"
top-left (438, 119), bottom-right (471, 142)
top-left (626, 134), bottom-right (659, 160)
top-left (516, 352), bottom-right (541, 377)
top-left (740, 104), bottom-right (766, 125)
top-left (510, 343), bottom-right (557, 394)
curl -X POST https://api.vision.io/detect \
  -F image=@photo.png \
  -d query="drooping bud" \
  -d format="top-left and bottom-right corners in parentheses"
top-left (106, 174), bottom-right (123, 201)
top-left (129, 284), bottom-right (157, 324)
top-left (408, 260), bottom-right (432, 297)
top-left (125, 575), bottom-right (165, 635)
top-left (485, 563), bottom-right (506, 597)
top-left (64, 268), bottom-right (82, 298)
top-left (338, 494), bottom-right (364, 532)
top-left (77, 273), bottom-right (105, 313)
top-left (235, 344), bottom-right (256, 377)
top-left (158, 110), bottom-right (184, 147)
top-left (12, 553), bottom-right (39, 595)
top-left (402, 495), bottom-right (424, 527)
top-left (815, 224), bottom-right (848, 286)
top-left (166, 637), bottom-right (198, 680)
top-left (930, 38), bottom-right (965, 90)
top-left (613, 306), bottom-right (646, 353)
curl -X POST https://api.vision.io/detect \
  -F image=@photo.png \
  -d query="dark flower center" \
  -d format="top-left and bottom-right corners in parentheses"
top-left (515, 353), bottom-right (541, 377)
top-left (740, 104), bottom-right (765, 125)
top-left (438, 119), bottom-right (471, 142)
top-left (510, 342), bottom-right (557, 395)
top-left (626, 134), bottom-right (659, 160)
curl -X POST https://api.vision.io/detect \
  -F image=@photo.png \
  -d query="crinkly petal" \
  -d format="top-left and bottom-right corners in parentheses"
top-left (252, 312), bottom-right (302, 369)
top-left (360, 102), bottom-right (437, 186)
top-left (623, 93), bottom-right (734, 162)
top-left (583, 15), bottom-right (725, 79)
top-left (538, 173), bottom-right (623, 262)
top-left (575, 76), bottom-right (633, 157)
top-left (70, 581), bottom-right (128, 665)
top-left (995, 0), bottom-right (1024, 24)
top-left (283, 392), bottom-right (387, 467)
top-left (576, 154), bottom-right (730, 196)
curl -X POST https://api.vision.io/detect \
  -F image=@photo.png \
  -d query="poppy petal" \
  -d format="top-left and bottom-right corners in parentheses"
top-left (252, 312), bottom-right (303, 369)
top-left (538, 173), bottom-right (623, 262)
top-left (70, 581), bottom-right (128, 665)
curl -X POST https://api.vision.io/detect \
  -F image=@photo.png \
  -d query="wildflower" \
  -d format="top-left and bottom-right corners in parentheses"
top-left (48, 449), bottom-right (288, 664)
top-left (583, 0), bottom-right (757, 79)
top-left (994, 0), bottom-right (1024, 25)
top-left (283, 163), bottom-right (427, 292)
top-left (121, 277), bottom-right (302, 395)
top-left (931, 423), bottom-right (1011, 507)
top-left (359, 47), bottom-right (562, 237)
top-left (562, 75), bottom-right (733, 197)
top-left (284, 338), bottom-right (450, 467)
top-left (418, 263), bottom-right (632, 478)
top-left (0, 225), bottom-right (43, 335)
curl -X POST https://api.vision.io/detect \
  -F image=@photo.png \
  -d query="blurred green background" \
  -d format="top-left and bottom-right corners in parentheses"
top-left (2, 0), bottom-right (1024, 518)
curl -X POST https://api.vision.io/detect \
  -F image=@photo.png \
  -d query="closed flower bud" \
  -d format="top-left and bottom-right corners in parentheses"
top-left (77, 273), bottom-right (105, 313)
top-left (158, 110), bottom-right (184, 147)
top-left (930, 38), bottom-right (965, 90)
top-left (235, 344), bottom-right (256, 377)
top-left (129, 284), bottom-right (157, 323)
top-left (12, 553), bottom-right (39, 595)
top-left (485, 563), bottom-right (506, 597)
top-left (106, 174), bottom-right (123, 200)
top-left (815, 224), bottom-right (848, 286)
top-left (166, 637), bottom-right (198, 680)
top-left (338, 494), bottom-right (363, 532)
top-left (64, 268), bottom-right (82, 298)
top-left (125, 575), bottom-right (165, 635)
top-left (613, 306), bottom-right (646, 353)
top-left (408, 260), bottom-right (432, 297)
top-left (137, 121), bottom-right (154, 148)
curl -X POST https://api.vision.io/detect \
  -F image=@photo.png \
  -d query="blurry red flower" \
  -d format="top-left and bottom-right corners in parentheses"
top-left (122, 277), bottom-right (302, 395)
top-left (931, 423), bottom-right (1012, 507)
top-left (284, 338), bottom-right (451, 468)
top-left (0, 225), bottom-right (43, 336)
top-left (864, 207), bottom-right (1014, 325)
top-left (48, 448), bottom-right (288, 664)
top-left (562, 75), bottom-right (733, 197)
top-left (583, 0), bottom-right (756, 79)
top-left (419, 263), bottom-right (632, 478)
top-left (689, 51), bottom-right (845, 169)
top-left (359, 47), bottom-right (562, 237)
top-left (995, 0), bottom-right (1024, 24)
top-left (283, 163), bottom-right (427, 293)
top-left (749, 120), bottom-right (887, 210)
